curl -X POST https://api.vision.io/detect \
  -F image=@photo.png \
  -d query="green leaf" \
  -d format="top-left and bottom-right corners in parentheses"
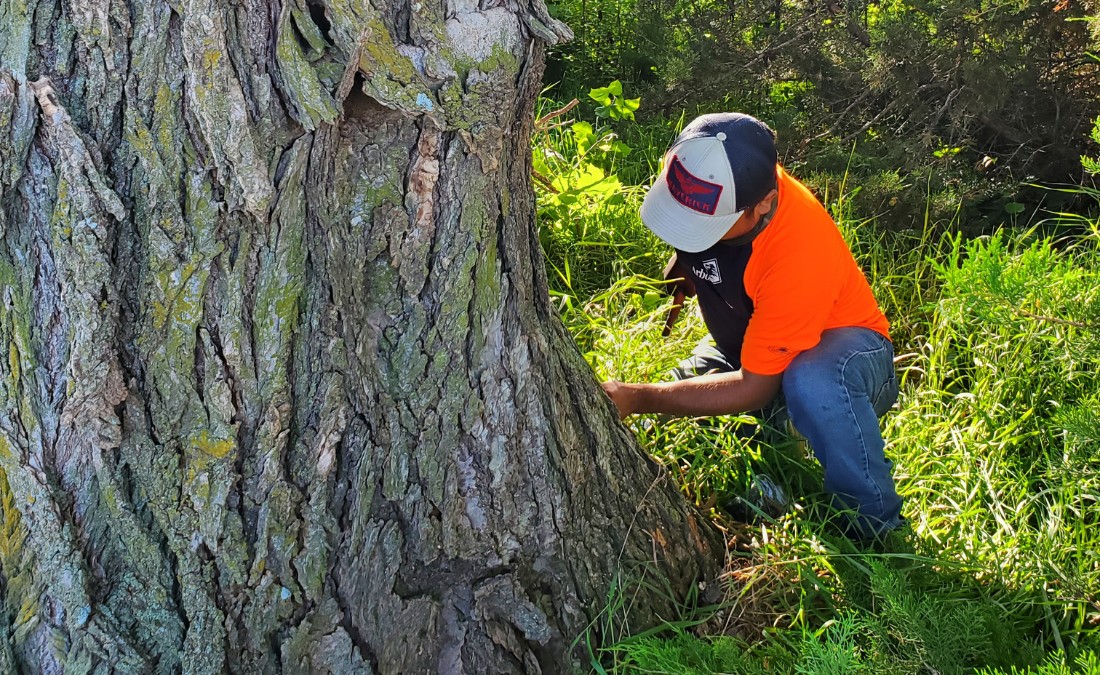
top-left (531, 152), bottom-right (550, 176)
top-left (588, 84), bottom-right (613, 105)
top-left (611, 139), bottom-right (633, 156)
top-left (571, 121), bottom-right (595, 149)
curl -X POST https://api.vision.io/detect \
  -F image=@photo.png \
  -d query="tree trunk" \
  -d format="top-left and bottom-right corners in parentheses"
top-left (0, 1), bottom-right (721, 672)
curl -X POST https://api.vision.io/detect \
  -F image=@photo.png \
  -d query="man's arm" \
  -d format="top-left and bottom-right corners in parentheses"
top-left (601, 369), bottom-right (782, 419)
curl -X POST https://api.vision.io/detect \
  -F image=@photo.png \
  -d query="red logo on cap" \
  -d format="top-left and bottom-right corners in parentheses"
top-left (667, 155), bottom-right (723, 215)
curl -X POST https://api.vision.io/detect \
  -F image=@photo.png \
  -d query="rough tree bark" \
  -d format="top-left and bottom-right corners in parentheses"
top-left (0, 1), bottom-right (722, 672)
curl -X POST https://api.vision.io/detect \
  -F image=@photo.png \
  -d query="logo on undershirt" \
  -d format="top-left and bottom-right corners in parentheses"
top-left (693, 258), bottom-right (722, 284)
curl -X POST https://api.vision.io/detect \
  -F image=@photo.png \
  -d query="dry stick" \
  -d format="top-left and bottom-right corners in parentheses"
top-left (1017, 309), bottom-right (1099, 331)
top-left (658, 12), bottom-right (819, 113)
top-left (1021, 142), bottom-right (1055, 170)
top-left (535, 98), bottom-right (579, 131)
top-left (895, 82), bottom-right (951, 138)
top-left (999, 139), bottom-right (1035, 170)
top-left (539, 120), bottom-right (575, 132)
top-left (802, 88), bottom-right (875, 147)
top-left (532, 169), bottom-right (558, 193)
top-left (738, 21), bottom-right (823, 74)
top-left (840, 97), bottom-right (902, 144)
top-left (924, 85), bottom-right (963, 136)
top-left (686, 7), bottom-right (825, 93)
top-left (532, 100), bottom-right (579, 193)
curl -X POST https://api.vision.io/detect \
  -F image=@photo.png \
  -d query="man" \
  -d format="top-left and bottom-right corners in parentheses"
top-left (601, 113), bottom-right (902, 539)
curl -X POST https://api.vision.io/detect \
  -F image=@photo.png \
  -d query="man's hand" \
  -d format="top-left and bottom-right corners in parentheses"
top-left (661, 254), bottom-right (696, 337)
top-left (601, 381), bottom-right (636, 419)
top-left (662, 254), bottom-right (697, 298)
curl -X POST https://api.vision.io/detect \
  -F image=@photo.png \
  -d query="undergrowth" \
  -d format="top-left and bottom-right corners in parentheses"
top-left (536, 86), bottom-right (1100, 674)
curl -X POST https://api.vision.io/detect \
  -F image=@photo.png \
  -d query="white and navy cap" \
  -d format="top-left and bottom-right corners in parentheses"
top-left (640, 113), bottom-right (778, 252)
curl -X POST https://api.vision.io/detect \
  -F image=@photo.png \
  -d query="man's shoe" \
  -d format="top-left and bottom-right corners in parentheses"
top-left (721, 473), bottom-right (790, 522)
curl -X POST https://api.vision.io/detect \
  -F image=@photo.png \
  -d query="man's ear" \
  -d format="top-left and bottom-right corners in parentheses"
top-left (755, 189), bottom-right (779, 217)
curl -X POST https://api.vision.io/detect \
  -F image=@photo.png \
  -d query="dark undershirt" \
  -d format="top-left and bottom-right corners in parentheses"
top-left (674, 211), bottom-right (775, 370)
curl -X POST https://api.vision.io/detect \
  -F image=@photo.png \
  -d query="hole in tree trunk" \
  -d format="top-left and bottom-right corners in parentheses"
top-left (306, 0), bottom-right (333, 41)
top-left (342, 72), bottom-right (390, 123)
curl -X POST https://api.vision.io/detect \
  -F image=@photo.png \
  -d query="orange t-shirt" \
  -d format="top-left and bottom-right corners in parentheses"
top-left (675, 167), bottom-right (889, 375)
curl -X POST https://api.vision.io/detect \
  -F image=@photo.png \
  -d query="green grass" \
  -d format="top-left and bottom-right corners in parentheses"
top-left (535, 91), bottom-right (1100, 674)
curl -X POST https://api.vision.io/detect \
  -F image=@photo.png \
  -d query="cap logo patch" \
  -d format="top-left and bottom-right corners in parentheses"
top-left (667, 155), bottom-right (723, 215)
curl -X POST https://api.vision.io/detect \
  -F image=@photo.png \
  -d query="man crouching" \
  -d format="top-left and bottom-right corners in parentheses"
top-left (601, 113), bottom-right (903, 540)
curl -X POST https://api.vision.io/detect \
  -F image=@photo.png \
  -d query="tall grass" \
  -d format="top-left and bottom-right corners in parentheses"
top-left (535, 88), bottom-right (1100, 674)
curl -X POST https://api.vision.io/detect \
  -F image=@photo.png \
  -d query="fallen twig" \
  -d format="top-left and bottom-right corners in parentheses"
top-left (535, 98), bottom-right (579, 131)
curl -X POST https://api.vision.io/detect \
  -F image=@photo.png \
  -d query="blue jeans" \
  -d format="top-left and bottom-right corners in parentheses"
top-left (674, 327), bottom-right (902, 538)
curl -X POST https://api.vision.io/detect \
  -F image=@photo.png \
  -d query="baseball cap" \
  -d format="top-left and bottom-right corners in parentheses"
top-left (640, 113), bottom-right (778, 252)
